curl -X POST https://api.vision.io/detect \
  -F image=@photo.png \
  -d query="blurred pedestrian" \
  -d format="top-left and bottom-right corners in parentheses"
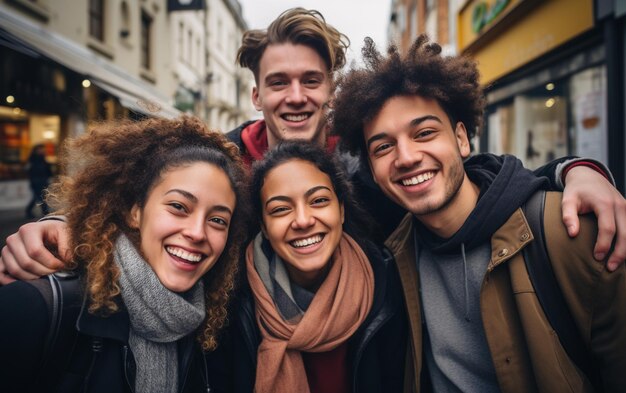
top-left (25, 144), bottom-right (52, 218)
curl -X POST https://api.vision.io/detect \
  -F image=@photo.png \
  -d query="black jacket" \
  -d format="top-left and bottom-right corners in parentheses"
top-left (0, 279), bottom-right (211, 393)
top-left (206, 242), bottom-right (408, 393)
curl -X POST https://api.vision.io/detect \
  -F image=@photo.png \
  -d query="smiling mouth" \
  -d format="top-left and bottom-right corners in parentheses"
top-left (290, 234), bottom-right (324, 248)
top-left (400, 171), bottom-right (435, 186)
top-left (166, 246), bottom-right (205, 263)
top-left (281, 113), bottom-right (311, 122)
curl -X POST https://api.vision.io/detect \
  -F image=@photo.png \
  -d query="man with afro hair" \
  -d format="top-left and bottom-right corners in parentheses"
top-left (332, 34), bottom-right (626, 392)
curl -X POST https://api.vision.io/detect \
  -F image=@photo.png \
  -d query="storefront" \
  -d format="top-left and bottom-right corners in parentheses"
top-left (0, 40), bottom-right (80, 209)
top-left (0, 6), bottom-right (181, 210)
top-left (458, 0), bottom-right (624, 191)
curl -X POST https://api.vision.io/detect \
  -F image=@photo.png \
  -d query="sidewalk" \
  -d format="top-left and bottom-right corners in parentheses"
top-left (0, 209), bottom-right (39, 249)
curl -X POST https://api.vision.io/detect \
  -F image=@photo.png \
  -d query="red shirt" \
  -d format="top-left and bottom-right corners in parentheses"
top-left (302, 342), bottom-right (351, 393)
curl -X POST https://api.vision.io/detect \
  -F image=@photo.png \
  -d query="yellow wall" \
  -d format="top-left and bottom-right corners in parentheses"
top-left (458, 0), bottom-right (594, 84)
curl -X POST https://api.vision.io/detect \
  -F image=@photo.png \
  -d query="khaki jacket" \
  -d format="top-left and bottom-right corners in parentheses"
top-left (385, 192), bottom-right (626, 392)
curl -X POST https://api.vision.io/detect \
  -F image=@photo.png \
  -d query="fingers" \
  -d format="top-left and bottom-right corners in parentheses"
top-left (0, 221), bottom-right (70, 285)
top-left (561, 196), bottom-right (581, 238)
top-left (20, 221), bottom-right (69, 270)
top-left (0, 248), bottom-right (17, 285)
top-left (605, 200), bottom-right (626, 272)
top-left (592, 206), bottom-right (616, 263)
top-left (2, 229), bottom-right (58, 279)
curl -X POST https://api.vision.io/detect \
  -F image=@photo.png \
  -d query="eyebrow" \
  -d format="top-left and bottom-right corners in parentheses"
top-left (264, 70), bottom-right (325, 83)
top-left (165, 189), bottom-right (233, 215)
top-left (366, 115), bottom-right (444, 149)
top-left (264, 185), bottom-right (332, 208)
top-left (165, 189), bottom-right (197, 202)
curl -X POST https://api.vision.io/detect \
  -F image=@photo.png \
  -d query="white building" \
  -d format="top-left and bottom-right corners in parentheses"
top-left (204, 0), bottom-right (255, 133)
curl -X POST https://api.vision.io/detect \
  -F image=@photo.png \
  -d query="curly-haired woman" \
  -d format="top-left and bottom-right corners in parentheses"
top-left (0, 117), bottom-right (248, 393)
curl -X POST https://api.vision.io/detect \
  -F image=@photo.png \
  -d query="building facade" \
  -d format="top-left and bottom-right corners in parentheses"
top-left (457, 0), bottom-right (625, 192)
top-left (388, 0), bottom-right (457, 55)
top-left (0, 0), bottom-right (256, 210)
top-left (204, 0), bottom-right (255, 133)
top-left (388, 0), bottom-right (625, 192)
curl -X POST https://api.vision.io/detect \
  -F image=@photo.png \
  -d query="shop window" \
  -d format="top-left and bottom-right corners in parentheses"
top-left (0, 112), bottom-right (60, 181)
top-left (569, 66), bottom-right (607, 164)
top-left (486, 65), bottom-right (608, 169)
top-left (89, 0), bottom-right (105, 42)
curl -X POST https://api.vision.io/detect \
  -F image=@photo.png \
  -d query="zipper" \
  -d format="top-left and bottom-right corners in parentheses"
top-left (123, 345), bottom-right (135, 393)
top-left (202, 351), bottom-right (212, 393)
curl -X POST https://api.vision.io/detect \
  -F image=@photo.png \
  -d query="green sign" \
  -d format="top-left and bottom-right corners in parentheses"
top-left (471, 0), bottom-right (511, 34)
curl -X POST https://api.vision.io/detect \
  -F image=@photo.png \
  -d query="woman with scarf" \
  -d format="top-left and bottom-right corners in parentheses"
top-left (0, 117), bottom-right (248, 393)
top-left (211, 141), bottom-right (406, 393)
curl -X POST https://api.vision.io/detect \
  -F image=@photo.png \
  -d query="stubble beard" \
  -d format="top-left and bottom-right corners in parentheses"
top-left (408, 156), bottom-right (466, 217)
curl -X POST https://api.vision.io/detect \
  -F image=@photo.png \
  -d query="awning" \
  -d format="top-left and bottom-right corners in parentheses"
top-left (0, 5), bottom-right (181, 119)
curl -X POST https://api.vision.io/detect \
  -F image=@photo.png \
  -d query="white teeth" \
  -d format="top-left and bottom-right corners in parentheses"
top-left (291, 235), bottom-right (323, 248)
top-left (283, 113), bottom-right (309, 122)
top-left (401, 172), bottom-right (434, 186)
top-left (166, 246), bottom-right (202, 263)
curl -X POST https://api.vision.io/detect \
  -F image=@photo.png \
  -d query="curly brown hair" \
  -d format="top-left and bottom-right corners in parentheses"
top-left (332, 35), bottom-right (485, 158)
top-left (47, 116), bottom-right (248, 351)
top-left (237, 7), bottom-right (349, 83)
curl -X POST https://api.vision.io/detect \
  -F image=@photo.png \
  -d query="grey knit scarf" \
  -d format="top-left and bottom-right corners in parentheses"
top-left (114, 234), bottom-right (206, 393)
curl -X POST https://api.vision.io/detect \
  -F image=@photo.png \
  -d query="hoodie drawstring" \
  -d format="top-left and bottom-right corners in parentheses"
top-left (461, 243), bottom-right (470, 322)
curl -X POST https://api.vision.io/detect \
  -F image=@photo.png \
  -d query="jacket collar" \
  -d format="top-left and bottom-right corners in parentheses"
top-left (487, 207), bottom-right (534, 272)
top-left (385, 208), bottom-right (534, 272)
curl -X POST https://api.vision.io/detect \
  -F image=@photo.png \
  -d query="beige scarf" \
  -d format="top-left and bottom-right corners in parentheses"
top-left (246, 233), bottom-right (375, 393)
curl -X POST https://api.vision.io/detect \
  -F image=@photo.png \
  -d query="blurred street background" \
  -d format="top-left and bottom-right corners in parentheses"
top-left (1, 0), bottom-right (624, 245)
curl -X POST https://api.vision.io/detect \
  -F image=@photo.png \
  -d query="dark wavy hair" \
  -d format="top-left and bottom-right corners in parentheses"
top-left (249, 141), bottom-right (371, 241)
top-left (237, 7), bottom-right (349, 83)
top-left (47, 116), bottom-right (248, 351)
top-left (332, 34), bottom-right (485, 159)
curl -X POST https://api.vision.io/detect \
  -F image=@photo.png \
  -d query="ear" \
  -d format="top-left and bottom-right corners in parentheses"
top-left (252, 86), bottom-right (262, 111)
top-left (128, 204), bottom-right (141, 229)
top-left (454, 122), bottom-right (471, 159)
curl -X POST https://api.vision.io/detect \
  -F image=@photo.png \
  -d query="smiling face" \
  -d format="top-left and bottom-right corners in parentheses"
top-left (252, 43), bottom-right (332, 148)
top-left (260, 159), bottom-right (344, 290)
top-left (129, 162), bottom-right (236, 293)
top-left (364, 95), bottom-right (478, 238)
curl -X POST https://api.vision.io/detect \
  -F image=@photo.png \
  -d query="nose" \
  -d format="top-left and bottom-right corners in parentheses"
top-left (182, 215), bottom-right (208, 243)
top-left (285, 82), bottom-right (307, 105)
top-left (291, 205), bottom-right (315, 230)
top-left (394, 139), bottom-right (422, 169)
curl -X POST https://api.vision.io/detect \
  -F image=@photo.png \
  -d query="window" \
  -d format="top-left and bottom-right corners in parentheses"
top-left (426, 0), bottom-right (437, 13)
top-left (188, 29), bottom-right (193, 64)
top-left (179, 22), bottom-right (184, 59)
top-left (196, 38), bottom-right (201, 69)
top-left (141, 11), bottom-right (152, 70)
top-left (410, 1), bottom-right (418, 38)
top-left (120, 1), bottom-right (130, 39)
top-left (89, 0), bottom-right (105, 41)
